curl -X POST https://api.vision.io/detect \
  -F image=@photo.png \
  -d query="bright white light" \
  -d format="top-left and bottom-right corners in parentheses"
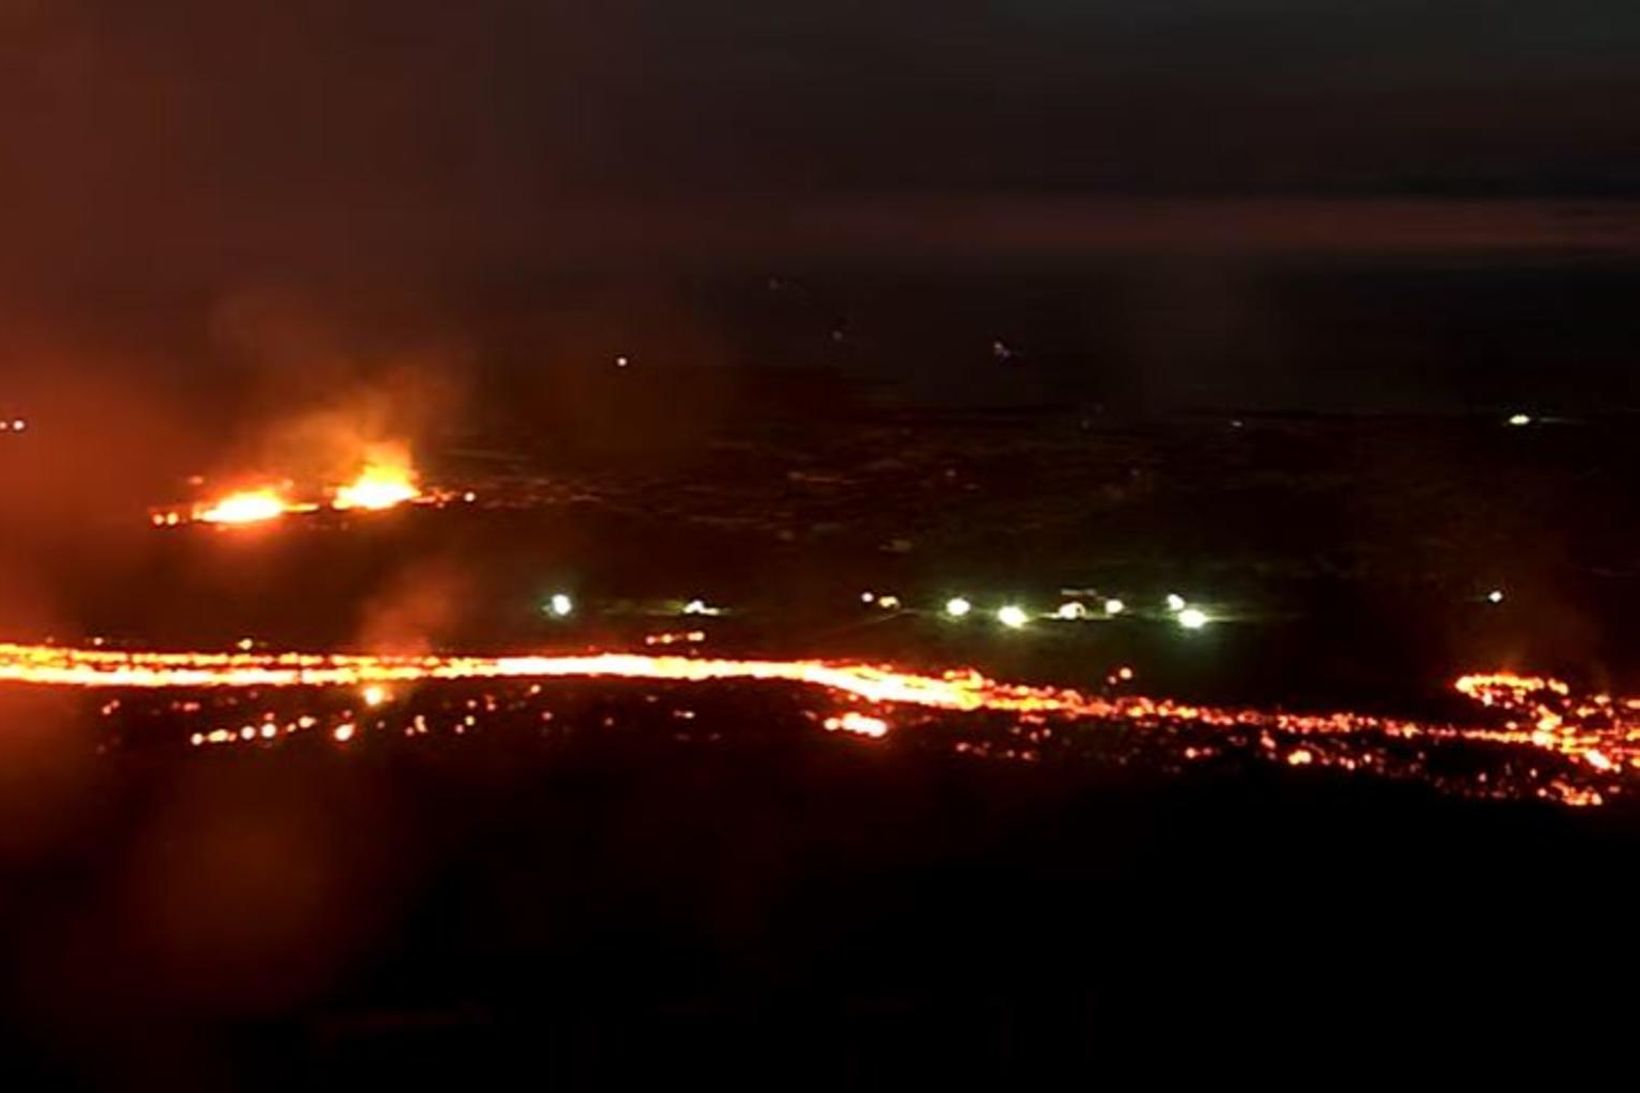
top-left (11, 419), bottom-right (23, 432)
top-left (877, 595), bottom-right (901, 610)
top-left (682, 598), bottom-right (723, 616)
top-left (1487, 589), bottom-right (1505, 604)
top-left (548, 593), bottom-right (574, 617)
top-left (997, 605), bottom-right (1029, 629)
top-left (362, 684), bottom-right (388, 708)
top-left (860, 591), bottom-right (876, 604)
top-left (1055, 602), bottom-right (1088, 620)
top-left (1507, 413), bottom-right (1532, 427)
top-left (616, 355), bottom-right (630, 368)
top-left (1165, 593), bottom-right (1186, 612)
top-left (1178, 608), bottom-right (1208, 630)
top-left (1104, 598), bottom-right (1126, 616)
top-left (945, 596), bottom-right (972, 618)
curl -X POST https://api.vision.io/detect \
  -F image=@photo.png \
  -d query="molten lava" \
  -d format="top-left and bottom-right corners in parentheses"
top-left (193, 489), bottom-right (293, 526)
top-left (160, 445), bottom-right (425, 527)
top-left (0, 643), bottom-right (1632, 807)
top-left (332, 458), bottom-right (419, 512)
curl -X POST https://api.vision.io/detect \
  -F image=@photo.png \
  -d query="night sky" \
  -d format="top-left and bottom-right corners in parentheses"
top-left (2, 1), bottom-right (1638, 410)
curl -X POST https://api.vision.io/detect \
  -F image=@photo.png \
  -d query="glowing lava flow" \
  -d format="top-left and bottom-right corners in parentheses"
top-left (1, 643), bottom-right (1634, 807)
top-left (193, 489), bottom-right (297, 525)
top-left (331, 457), bottom-right (420, 511)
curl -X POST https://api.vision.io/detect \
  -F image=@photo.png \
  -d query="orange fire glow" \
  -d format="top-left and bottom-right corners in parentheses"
top-left (193, 489), bottom-right (296, 526)
top-left (163, 444), bottom-right (424, 527)
top-left (331, 455), bottom-right (419, 512)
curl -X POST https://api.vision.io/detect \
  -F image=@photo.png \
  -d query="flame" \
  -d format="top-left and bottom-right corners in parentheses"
top-left (332, 464), bottom-right (418, 512)
top-left (331, 446), bottom-right (419, 511)
top-left (163, 443), bottom-right (423, 527)
top-left (193, 489), bottom-right (292, 525)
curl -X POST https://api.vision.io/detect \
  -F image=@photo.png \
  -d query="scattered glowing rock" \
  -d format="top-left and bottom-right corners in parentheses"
top-left (823, 711), bottom-right (890, 738)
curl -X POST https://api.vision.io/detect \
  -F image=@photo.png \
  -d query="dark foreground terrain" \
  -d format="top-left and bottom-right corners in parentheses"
top-left (0, 678), bottom-right (1637, 1089)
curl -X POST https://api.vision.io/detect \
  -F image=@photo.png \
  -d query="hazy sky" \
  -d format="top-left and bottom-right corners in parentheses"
top-left (3, 0), bottom-right (1637, 286)
top-left (1, 1), bottom-right (1638, 420)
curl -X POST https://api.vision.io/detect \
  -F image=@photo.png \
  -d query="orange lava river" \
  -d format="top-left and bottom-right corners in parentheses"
top-left (1, 642), bottom-right (1635, 808)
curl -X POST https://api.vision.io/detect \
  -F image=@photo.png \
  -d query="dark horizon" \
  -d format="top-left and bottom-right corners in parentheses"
top-left (3, 3), bottom-right (1639, 418)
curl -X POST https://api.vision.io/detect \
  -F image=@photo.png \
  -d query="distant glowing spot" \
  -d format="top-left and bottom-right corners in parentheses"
top-left (1104, 598), bottom-right (1126, 616)
top-left (333, 723), bottom-right (356, 743)
top-left (945, 597), bottom-right (972, 618)
top-left (1055, 602), bottom-right (1088, 620)
top-left (548, 593), bottom-right (574, 617)
top-left (682, 598), bottom-right (722, 617)
top-left (824, 711), bottom-right (890, 738)
top-left (997, 605), bottom-right (1029, 629)
top-left (860, 591), bottom-right (876, 604)
top-left (1487, 589), bottom-right (1505, 604)
top-left (1117, 666), bottom-right (1134, 681)
top-left (877, 595), bottom-right (901, 610)
top-left (463, 491), bottom-right (477, 503)
top-left (189, 732), bottom-right (204, 747)
top-left (260, 723), bottom-right (277, 739)
top-left (1287, 748), bottom-right (1314, 766)
top-left (11, 419), bottom-right (24, 431)
top-left (237, 638), bottom-right (254, 651)
top-left (361, 684), bottom-right (388, 708)
top-left (1507, 413), bottom-right (1532, 427)
top-left (1178, 608), bottom-right (1209, 630)
top-left (1165, 593), bottom-right (1186, 612)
